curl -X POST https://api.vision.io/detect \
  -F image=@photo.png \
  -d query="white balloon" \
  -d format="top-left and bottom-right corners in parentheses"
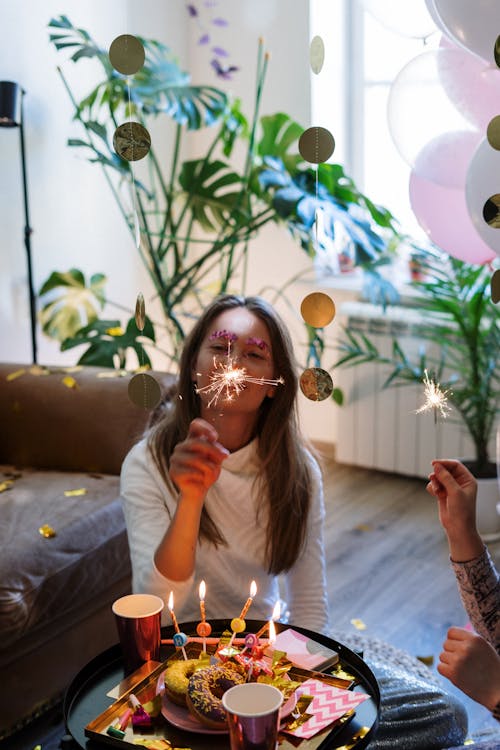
top-left (465, 138), bottom-right (500, 257)
top-left (433, 0), bottom-right (500, 64)
top-left (362, 0), bottom-right (437, 38)
top-left (387, 49), bottom-right (477, 182)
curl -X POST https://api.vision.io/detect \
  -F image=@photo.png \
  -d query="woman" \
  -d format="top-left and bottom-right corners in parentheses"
top-left (120, 294), bottom-right (329, 632)
top-left (427, 459), bottom-right (500, 720)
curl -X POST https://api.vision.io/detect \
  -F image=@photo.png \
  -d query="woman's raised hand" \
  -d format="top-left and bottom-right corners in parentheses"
top-left (169, 418), bottom-right (229, 502)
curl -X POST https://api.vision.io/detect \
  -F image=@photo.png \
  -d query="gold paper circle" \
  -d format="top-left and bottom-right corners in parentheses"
top-left (109, 34), bottom-right (145, 75)
top-left (113, 122), bottom-right (151, 162)
top-left (491, 269), bottom-right (500, 303)
top-left (310, 35), bottom-right (325, 74)
top-left (128, 372), bottom-right (161, 409)
top-left (487, 116), bottom-right (500, 150)
top-left (298, 126), bottom-right (335, 164)
top-left (482, 194), bottom-right (500, 228)
top-left (300, 292), bottom-right (336, 328)
top-left (494, 35), bottom-right (500, 68)
top-left (299, 367), bottom-right (333, 402)
top-left (135, 292), bottom-right (146, 332)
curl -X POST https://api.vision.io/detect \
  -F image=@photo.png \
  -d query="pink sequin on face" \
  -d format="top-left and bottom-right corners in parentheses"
top-left (208, 329), bottom-right (238, 343)
top-left (246, 337), bottom-right (269, 351)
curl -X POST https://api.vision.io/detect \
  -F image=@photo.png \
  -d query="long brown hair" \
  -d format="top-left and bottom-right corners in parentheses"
top-left (147, 295), bottom-right (313, 574)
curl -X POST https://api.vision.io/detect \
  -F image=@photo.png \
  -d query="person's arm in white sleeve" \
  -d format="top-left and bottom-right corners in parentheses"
top-left (120, 440), bottom-right (194, 614)
top-left (283, 455), bottom-right (330, 634)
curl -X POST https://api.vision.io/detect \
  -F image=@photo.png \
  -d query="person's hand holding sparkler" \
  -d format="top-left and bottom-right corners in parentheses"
top-left (426, 459), bottom-right (484, 562)
top-left (169, 418), bottom-right (229, 504)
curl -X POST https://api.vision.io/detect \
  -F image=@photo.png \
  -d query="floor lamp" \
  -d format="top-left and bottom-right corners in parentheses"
top-left (0, 80), bottom-right (37, 364)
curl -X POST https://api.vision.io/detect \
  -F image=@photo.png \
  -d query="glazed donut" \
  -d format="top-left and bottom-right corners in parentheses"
top-left (187, 664), bottom-right (245, 729)
top-left (163, 658), bottom-right (201, 706)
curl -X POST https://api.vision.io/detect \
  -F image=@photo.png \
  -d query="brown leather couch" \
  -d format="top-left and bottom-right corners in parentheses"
top-left (0, 363), bottom-right (175, 737)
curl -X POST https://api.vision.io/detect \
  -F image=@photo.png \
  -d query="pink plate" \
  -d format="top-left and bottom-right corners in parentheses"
top-left (161, 695), bottom-right (228, 735)
top-left (157, 671), bottom-right (297, 736)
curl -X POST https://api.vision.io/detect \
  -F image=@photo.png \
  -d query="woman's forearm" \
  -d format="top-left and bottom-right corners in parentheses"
top-left (154, 492), bottom-right (204, 581)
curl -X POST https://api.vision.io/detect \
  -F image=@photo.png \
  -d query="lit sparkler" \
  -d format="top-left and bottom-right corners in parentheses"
top-left (196, 357), bottom-right (284, 408)
top-left (415, 369), bottom-right (452, 424)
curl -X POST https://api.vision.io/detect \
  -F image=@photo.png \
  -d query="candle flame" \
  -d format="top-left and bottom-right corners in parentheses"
top-left (199, 580), bottom-right (206, 601)
top-left (250, 580), bottom-right (257, 598)
top-left (271, 601), bottom-right (281, 620)
top-left (168, 591), bottom-right (174, 611)
top-left (268, 619), bottom-right (276, 644)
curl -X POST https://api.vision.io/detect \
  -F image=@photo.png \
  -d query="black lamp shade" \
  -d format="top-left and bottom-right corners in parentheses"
top-left (0, 81), bottom-right (22, 127)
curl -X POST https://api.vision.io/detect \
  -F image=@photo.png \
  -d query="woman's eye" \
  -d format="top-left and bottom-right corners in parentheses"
top-left (247, 351), bottom-right (265, 360)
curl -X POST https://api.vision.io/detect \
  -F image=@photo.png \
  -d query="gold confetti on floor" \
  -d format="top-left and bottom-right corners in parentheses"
top-left (353, 523), bottom-right (373, 532)
top-left (350, 618), bottom-right (367, 630)
top-left (64, 488), bottom-right (88, 497)
top-left (0, 480), bottom-right (14, 493)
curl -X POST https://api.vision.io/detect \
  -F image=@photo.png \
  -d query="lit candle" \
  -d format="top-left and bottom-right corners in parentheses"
top-left (255, 600), bottom-right (281, 639)
top-left (168, 591), bottom-right (180, 634)
top-left (239, 580), bottom-right (257, 619)
top-left (268, 618), bottom-right (276, 649)
top-left (199, 580), bottom-right (206, 623)
top-left (196, 580), bottom-right (211, 652)
top-left (168, 591), bottom-right (188, 660)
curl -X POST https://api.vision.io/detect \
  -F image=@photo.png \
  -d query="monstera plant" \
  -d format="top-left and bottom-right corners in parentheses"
top-left (39, 14), bottom-right (402, 369)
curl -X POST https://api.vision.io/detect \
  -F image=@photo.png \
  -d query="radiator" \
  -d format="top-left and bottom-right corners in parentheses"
top-left (334, 301), bottom-right (479, 479)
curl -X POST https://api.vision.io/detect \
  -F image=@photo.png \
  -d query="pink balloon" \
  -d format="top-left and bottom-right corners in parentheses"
top-left (409, 169), bottom-right (496, 264)
top-left (413, 130), bottom-right (481, 188)
top-left (437, 36), bottom-right (500, 130)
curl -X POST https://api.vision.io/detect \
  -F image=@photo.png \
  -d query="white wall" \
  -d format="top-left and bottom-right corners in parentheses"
top-left (0, 0), bottom-right (186, 366)
top-left (0, 0), bottom-right (343, 444)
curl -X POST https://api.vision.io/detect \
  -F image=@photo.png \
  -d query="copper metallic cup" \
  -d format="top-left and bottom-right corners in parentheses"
top-left (112, 594), bottom-right (164, 675)
top-left (222, 683), bottom-right (283, 750)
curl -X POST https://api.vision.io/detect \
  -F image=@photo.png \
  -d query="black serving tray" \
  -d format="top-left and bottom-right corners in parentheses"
top-left (64, 619), bottom-right (380, 750)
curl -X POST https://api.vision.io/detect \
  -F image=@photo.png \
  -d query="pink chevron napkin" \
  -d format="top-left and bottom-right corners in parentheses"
top-left (282, 678), bottom-right (369, 739)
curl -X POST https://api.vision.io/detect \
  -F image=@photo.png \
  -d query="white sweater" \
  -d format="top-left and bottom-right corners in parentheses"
top-left (120, 437), bottom-right (330, 634)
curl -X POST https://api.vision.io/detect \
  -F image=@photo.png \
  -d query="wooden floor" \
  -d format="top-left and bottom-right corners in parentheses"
top-left (319, 451), bottom-right (500, 740)
top-left (2, 457), bottom-right (500, 749)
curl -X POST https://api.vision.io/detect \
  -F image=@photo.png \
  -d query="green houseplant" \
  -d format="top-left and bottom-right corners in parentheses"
top-left (39, 15), bottom-right (402, 369)
top-left (334, 252), bottom-right (499, 479)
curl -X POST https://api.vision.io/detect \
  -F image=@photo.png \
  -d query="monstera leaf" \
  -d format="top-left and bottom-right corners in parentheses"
top-left (61, 316), bottom-right (155, 369)
top-left (48, 16), bottom-right (228, 131)
top-left (178, 159), bottom-right (245, 232)
top-left (39, 269), bottom-right (106, 342)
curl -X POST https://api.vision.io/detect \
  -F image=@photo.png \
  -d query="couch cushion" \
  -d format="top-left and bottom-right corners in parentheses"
top-left (0, 466), bottom-right (131, 647)
top-left (0, 364), bottom-right (176, 474)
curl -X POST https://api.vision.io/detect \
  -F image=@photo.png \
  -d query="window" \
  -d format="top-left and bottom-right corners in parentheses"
top-left (310, 0), bottom-right (438, 240)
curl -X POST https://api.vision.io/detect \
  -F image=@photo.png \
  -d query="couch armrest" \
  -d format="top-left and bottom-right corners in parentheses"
top-left (0, 364), bottom-right (176, 474)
